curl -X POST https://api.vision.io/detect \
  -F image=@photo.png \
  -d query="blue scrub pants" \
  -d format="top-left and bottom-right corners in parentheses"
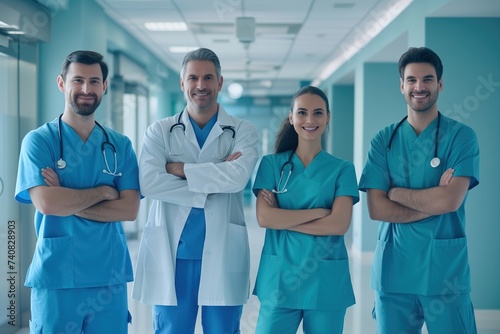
top-left (29, 284), bottom-right (130, 334)
top-left (373, 291), bottom-right (477, 334)
top-left (255, 306), bottom-right (346, 334)
top-left (153, 259), bottom-right (243, 334)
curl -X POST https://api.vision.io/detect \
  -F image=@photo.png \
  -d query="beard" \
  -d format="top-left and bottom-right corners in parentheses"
top-left (405, 89), bottom-right (439, 112)
top-left (70, 93), bottom-right (101, 116)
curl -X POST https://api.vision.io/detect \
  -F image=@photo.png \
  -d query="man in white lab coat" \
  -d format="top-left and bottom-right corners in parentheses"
top-left (133, 47), bottom-right (259, 334)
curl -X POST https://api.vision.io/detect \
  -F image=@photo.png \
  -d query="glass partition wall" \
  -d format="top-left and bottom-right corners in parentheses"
top-left (0, 37), bottom-right (38, 333)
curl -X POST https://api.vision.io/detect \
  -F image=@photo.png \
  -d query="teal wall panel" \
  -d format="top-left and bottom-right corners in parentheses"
top-left (357, 62), bottom-right (406, 252)
top-left (427, 17), bottom-right (500, 309)
top-left (331, 85), bottom-right (354, 162)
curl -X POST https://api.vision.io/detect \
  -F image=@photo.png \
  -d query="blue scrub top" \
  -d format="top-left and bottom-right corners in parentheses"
top-left (176, 113), bottom-right (217, 259)
top-left (359, 114), bottom-right (480, 296)
top-left (15, 118), bottom-right (140, 289)
top-left (252, 150), bottom-right (359, 311)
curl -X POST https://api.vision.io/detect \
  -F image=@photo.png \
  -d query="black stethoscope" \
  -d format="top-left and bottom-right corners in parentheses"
top-left (169, 110), bottom-right (236, 159)
top-left (57, 114), bottom-right (122, 176)
top-left (387, 112), bottom-right (441, 168)
top-left (272, 150), bottom-right (295, 194)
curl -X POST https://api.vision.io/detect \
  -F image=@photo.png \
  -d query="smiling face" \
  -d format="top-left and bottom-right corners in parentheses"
top-left (180, 60), bottom-right (223, 116)
top-left (401, 62), bottom-right (443, 113)
top-left (289, 93), bottom-right (330, 144)
top-left (58, 62), bottom-right (107, 117)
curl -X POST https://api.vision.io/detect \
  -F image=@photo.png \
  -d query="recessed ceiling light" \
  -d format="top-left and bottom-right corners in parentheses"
top-left (0, 20), bottom-right (18, 29)
top-left (144, 22), bottom-right (187, 31)
top-left (6, 31), bottom-right (25, 35)
top-left (169, 46), bottom-right (199, 53)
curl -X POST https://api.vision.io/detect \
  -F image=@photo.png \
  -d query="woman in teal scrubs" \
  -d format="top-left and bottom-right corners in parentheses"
top-left (252, 86), bottom-right (359, 334)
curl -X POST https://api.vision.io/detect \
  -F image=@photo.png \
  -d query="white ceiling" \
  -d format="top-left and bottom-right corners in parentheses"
top-left (34, 0), bottom-right (500, 97)
top-left (92, 0), bottom-right (415, 96)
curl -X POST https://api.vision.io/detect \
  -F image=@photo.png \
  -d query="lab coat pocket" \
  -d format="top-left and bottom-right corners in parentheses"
top-left (318, 259), bottom-right (355, 309)
top-left (132, 224), bottom-right (176, 305)
top-left (429, 237), bottom-right (469, 295)
top-left (227, 223), bottom-right (250, 273)
top-left (28, 236), bottom-right (74, 288)
top-left (140, 225), bottom-right (172, 273)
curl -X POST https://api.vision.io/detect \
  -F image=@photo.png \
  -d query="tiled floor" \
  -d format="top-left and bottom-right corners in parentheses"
top-left (124, 205), bottom-right (500, 334)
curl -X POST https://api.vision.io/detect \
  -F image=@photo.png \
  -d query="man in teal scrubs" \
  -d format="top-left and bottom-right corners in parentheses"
top-left (15, 50), bottom-right (140, 333)
top-left (359, 47), bottom-right (479, 334)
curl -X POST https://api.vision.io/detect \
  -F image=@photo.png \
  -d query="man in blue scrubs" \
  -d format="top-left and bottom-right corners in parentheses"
top-left (15, 50), bottom-right (141, 333)
top-left (359, 47), bottom-right (479, 334)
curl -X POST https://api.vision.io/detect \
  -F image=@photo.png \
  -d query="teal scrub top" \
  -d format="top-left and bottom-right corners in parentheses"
top-left (252, 150), bottom-right (359, 311)
top-left (15, 118), bottom-right (140, 289)
top-left (359, 113), bottom-right (479, 296)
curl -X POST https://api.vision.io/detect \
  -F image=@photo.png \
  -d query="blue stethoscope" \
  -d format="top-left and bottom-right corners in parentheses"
top-left (272, 150), bottom-right (295, 194)
top-left (57, 114), bottom-right (122, 176)
top-left (169, 110), bottom-right (236, 159)
top-left (387, 112), bottom-right (441, 168)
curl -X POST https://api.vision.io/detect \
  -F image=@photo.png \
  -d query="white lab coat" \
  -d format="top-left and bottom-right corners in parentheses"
top-left (132, 106), bottom-right (259, 306)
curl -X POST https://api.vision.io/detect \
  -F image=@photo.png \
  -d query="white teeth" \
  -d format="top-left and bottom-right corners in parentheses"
top-left (304, 127), bottom-right (316, 130)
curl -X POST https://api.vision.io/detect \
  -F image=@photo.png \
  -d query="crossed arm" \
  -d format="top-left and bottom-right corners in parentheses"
top-left (29, 167), bottom-right (140, 222)
top-left (166, 152), bottom-right (243, 178)
top-left (256, 189), bottom-right (353, 236)
top-left (366, 168), bottom-right (470, 223)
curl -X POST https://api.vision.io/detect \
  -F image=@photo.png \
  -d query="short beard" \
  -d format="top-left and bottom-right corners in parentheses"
top-left (405, 90), bottom-right (439, 113)
top-left (70, 94), bottom-right (101, 116)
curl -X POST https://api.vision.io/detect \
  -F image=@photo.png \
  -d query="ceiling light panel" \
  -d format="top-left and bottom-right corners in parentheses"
top-left (144, 22), bottom-right (188, 31)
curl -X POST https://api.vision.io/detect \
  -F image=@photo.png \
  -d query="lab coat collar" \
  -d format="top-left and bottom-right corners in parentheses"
top-left (182, 105), bottom-right (236, 150)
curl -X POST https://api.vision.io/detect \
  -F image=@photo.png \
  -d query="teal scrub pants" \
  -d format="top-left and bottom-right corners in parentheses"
top-left (29, 284), bottom-right (130, 334)
top-left (255, 306), bottom-right (346, 334)
top-left (153, 259), bottom-right (243, 334)
top-left (373, 291), bottom-right (477, 334)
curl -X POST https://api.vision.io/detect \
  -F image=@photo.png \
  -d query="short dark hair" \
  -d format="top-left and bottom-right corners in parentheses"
top-left (274, 85), bottom-right (330, 153)
top-left (398, 47), bottom-right (443, 81)
top-left (61, 50), bottom-right (109, 81)
top-left (180, 48), bottom-right (221, 79)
